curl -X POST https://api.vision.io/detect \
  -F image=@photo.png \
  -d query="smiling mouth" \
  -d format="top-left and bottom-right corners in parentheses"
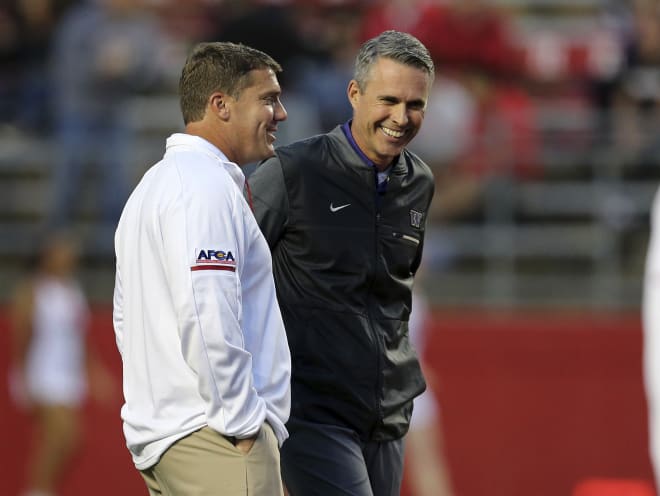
top-left (380, 126), bottom-right (405, 139)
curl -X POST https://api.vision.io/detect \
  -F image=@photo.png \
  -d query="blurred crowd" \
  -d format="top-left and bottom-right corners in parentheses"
top-left (2, 2), bottom-right (659, 493)
top-left (1, 0), bottom-right (660, 231)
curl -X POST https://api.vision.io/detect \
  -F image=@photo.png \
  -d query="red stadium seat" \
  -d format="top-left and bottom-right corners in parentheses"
top-left (573, 478), bottom-right (655, 496)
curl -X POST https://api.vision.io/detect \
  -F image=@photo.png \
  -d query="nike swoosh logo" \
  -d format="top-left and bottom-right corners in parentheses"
top-left (329, 202), bottom-right (351, 213)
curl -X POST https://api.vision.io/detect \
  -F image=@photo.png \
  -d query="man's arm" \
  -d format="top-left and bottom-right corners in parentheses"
top-left (644, 187), bottom-right (660, 489)
top-left (163, 172), bottom-right (266, 440)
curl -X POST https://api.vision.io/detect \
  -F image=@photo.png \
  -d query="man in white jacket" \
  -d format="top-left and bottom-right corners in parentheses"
top-left (645, 189), bottom-right (660, 492)
top-left (113, 42), bottom-right (291, 496)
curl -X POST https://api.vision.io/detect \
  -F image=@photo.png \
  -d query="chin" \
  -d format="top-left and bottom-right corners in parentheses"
top-left (381, 146), bottom-right (404, 158)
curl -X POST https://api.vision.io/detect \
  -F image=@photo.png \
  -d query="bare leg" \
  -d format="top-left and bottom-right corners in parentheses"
top-left (27, 405), bottom-right (82, 494)
top-left (406, 421), bottom-right (454, 496)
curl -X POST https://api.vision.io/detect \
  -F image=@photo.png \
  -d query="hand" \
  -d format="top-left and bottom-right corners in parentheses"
top-left (234, 435), bottom-right (257, 455)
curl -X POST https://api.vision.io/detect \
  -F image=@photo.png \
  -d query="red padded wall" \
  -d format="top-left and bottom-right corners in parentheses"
top-left (1, 308), bottom-right (656, 496)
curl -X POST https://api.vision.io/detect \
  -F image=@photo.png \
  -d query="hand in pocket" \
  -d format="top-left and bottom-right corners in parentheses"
top-left (235, 432), bottom-right (258, 454)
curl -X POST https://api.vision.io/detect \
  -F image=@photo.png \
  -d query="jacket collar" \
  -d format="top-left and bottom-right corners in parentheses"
top-left (166, 133), bottom-right (246, 190)
top-left (336, 123), bottom-right (407, 177)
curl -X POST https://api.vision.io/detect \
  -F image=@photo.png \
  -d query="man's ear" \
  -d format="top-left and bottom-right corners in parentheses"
top-left (347, 80), bottom-right (361, 108)
top-left (210, 92), bottom-right (231, 121)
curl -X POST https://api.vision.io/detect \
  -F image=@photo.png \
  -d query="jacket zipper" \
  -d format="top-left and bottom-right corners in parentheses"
top-left (368, 168), bottom-right (385, 435)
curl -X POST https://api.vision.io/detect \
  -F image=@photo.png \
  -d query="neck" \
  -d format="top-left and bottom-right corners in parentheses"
top-left (185, 121), bottom-right (236, 164)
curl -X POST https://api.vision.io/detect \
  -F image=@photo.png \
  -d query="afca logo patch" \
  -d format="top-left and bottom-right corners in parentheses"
top-left (191, 249), bottom-right (236, 272)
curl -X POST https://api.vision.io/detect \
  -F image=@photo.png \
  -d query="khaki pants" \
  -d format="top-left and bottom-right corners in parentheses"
top-left (140, 423), bottom-right (283, 496)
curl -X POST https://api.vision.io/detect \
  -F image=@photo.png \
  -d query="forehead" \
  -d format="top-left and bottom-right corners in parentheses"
top-left (242, 68), bottom-right (281, 95)
top-left (363, 57), bottom-right (431, 99)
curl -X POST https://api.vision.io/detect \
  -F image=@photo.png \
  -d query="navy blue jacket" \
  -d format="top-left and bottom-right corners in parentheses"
top-left (248, 125), bottom-right (434, 441)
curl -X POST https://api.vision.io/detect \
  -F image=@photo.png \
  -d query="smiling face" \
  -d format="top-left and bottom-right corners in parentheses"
top-left (224, 68), bottom-right (287, 165)
top-left (348, 57), bottom-right (431, 170)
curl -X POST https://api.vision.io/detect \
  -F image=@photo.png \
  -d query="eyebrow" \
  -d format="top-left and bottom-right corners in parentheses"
top-left (262, 83), bottom-right (281, 94)
top-left (379, 95), bottom-right (426, 107)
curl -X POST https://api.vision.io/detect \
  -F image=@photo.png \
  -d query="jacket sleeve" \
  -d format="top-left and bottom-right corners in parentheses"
top-left (248, 156), bottom-right (289, 249)
top-left (644, 187), bottom-right (660, 488)
top-left (112, 264), bottom-right (124, 352)
top-left (162, 171), bottom-right (266, 440)
top-left (240, 205), bottom-right (291, 445)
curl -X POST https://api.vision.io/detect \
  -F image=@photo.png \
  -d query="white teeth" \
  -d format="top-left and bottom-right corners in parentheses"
top-left (381, 126), bottom-right (404, 138)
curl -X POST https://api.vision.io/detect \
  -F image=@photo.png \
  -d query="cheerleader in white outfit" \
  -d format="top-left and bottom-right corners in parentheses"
top-left (406, 290), bottom-right (455, 496)
top-left (10, 232), bottom-right (93, 496)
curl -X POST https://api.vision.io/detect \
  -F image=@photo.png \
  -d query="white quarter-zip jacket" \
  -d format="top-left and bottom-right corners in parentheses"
top-left (645, 188), bottom-right (660, 488)
top-left (113, 133), bottom-right (291, 470)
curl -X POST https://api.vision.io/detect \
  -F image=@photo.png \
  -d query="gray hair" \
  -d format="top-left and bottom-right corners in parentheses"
top-left (353, 30), bottom-right (434, 91)
top-left (179, 42), bottom-right (282, 125)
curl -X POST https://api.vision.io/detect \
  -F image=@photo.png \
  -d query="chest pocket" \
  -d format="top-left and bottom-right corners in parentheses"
top-left (380, 225), bottom-right (421, 279)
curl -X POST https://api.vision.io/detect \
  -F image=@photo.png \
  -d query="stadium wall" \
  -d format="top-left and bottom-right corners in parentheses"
top-left (1, 308), bottom-right (654, 496)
